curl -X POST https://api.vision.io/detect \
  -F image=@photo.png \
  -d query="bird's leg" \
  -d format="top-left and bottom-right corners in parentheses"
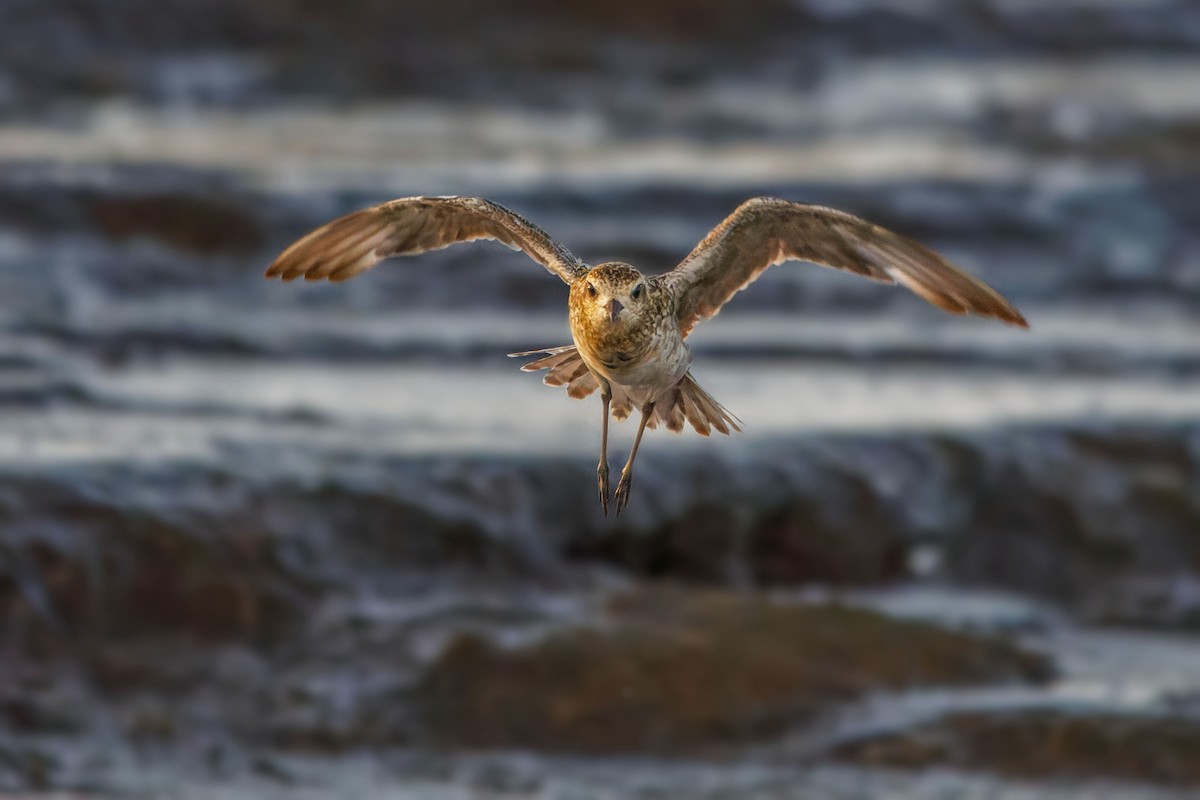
top-left (615, 401), bottom-right (655, 516)
top-left (597, 384), bottom-right (612, 516)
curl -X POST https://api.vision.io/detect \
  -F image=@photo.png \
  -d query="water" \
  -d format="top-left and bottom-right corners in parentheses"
top-left (2, 0), bottom-right (1200, 796)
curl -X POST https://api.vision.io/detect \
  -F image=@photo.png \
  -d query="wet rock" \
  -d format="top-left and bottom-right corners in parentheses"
top-left (124, 698), bottom-right (177, 742)
top-left (418, 588), bottom-right (1050, 754)
top-left (258, 681), bottom-right (414, 752)
top-left (1076, 575), bottom-right (1200, 631)
top-left (1, 684), bottom-right (86, 735)
top-left (947, 427), bottom-right (1200, 621)
top-left (4, 424), bottom-right (1200, 643)
top-left (748, 474), bottom-right (907, 585)
top-left (572, 467), bottom-right (907, 586)
top-left (564, 425), bottom-right (1200, 628)
top-left (6, 0), bottom-right (1198, 117)
top-left (82, 640), bottom-right (255, 698)
top-left (275, 0), bottom-right (793, 41)
top-left (566, 449), bottom-right (915, 588)
top-left (831, 710), bottom-right (1200, 787)
top-left (0, 743), bottom-right (59, 791)
top-left (0, 476), bottom-right (305, 651)
top-left (1026, 119), bottom-right (1200, 173)
top-left (86, 193), bottom-right (264, 255)
top-left (0, 464), bottom-right (559, 660)
top-left (567, 503), bottom-right (743, 583)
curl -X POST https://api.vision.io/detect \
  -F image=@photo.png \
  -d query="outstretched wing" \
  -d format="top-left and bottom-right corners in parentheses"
top-left (265, 195), bottom-right (586, 285)
top-left (662, 197), bottom-right (1027, 337)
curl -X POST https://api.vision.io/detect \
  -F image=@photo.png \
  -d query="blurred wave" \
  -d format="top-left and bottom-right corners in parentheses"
top-left (3, 1), bottom-right (1200, 796)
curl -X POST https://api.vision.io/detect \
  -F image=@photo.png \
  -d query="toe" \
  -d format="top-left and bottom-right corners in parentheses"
top-left (615, 473), bottom-right (633, 515)
top-left (597, 464), bottom-right (610, 516)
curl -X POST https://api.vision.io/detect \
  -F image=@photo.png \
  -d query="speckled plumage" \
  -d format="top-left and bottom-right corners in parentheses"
top-left (267, 195), bottom-right (1027, 514)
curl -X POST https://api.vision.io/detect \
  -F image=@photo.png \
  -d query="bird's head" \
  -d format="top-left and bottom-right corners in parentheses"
top-left (571, 262), bottom-right (654, 333)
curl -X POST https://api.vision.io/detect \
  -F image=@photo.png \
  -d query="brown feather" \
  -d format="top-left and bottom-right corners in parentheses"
top-left (509, 344), bottom-right (600, 400)
top-left (663, 197), bottom-right (1027, 337)
top-left (677, 387), bottom-right (711, 437)
top-left (611, 398), bottom-right (634, 421)
top-left (520, 351), bottom-right (576, 375)
top-left (545, 358), bottom-right (589, 387)
top-left (266, 196), bottom-right (586, 285)
top-left (566, 372), bottom-right (599, 399)
top-left (512, 348), bottom-right (736, 436)
top-left (680, 374), bottom-right (741, 435)
top-left (663, 402), bottom-right (685, 433)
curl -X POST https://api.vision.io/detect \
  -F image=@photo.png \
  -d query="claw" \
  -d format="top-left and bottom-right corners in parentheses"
top-left (614, 470), bottom-right (633, 516)
top-left (597, 462), bottom-right (610, 517)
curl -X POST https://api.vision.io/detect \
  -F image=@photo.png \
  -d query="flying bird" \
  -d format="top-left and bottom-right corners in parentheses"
top-left (266, 196), bottom-right (1027, 514)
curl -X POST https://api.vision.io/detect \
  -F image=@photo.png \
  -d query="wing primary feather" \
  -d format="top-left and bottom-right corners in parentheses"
top-left (265, 196), bottom-right (586, 285)
top-left (665, 197), bottom-right (1028, 336)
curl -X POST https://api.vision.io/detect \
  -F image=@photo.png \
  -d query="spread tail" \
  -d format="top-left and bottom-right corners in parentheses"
top-left (657, 373), bottom-right (742, 436)
top-left (509, 344), bottom-right (600, 399)
top-left (509, 345), bottom-right (741, 436)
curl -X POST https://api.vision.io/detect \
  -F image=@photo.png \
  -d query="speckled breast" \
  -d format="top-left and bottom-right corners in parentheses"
top-left (573, 315), bottom-right (692, 393)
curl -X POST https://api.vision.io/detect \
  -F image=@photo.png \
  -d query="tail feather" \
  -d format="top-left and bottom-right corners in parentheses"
top-left (510, 345), bottom-right (600, 399)
top-left (509, 345), bottom-right (575, 360)
top-left (691, 378), bottom-right (734, 435)
top-left (561, 360), bottom-right (591, 384)
top-left (567, 368), bottom-right (598, 399)
top-left (660, 373), bottom-right (741, 436)
top-left (518, 349), bottom-right (577, 378)
top-left (509, 345), bottom-right (740, 436)
top-left (611, 397), bottom-right (635, 421)
top-left (662, 391), bottom-right (686, 433)
top-left (677, 385), bottom-right (710, 436)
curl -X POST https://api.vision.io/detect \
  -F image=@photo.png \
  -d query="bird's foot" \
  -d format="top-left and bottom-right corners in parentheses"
top-left (597, 461), bottom-right (610, 516)
top-left (614, 470), bottom-right (633, 516)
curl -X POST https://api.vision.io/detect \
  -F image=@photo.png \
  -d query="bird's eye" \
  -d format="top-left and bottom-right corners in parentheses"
top-left (631, 283), bottom-right (644, 300)
top-left (586, 283), bottom-right (597, 297)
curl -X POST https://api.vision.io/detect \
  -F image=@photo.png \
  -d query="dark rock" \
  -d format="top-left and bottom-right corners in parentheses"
top-left (748, 472), bottom-right (908, 585)
top-left (5, 424), bottom-right (1200, 649)
top-left (0, 465), bottom-right (556, 659)
top-left (87, 192), bottom-right (264, 255)
top-left (947, 427), bottom-right (1200, 620)
top-left (5, 0), bottom-right (1198, 115)
top-left (0, 747), bottom-right (57, 791)
top-left (831, 710), bottom-right (1200, 787)
top-left (418, 588), bottom-right (1051, 754)
top-left (0, 687), bottom-right (85, 735)
top-left (568, 503), bottom-right (742, 583)
top-left (124, 700), bottom-right (177, 742)
top-left (0, 477), bottom-right (305, 652)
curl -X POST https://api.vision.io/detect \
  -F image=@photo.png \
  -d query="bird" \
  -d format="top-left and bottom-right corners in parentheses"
top-left (265, 195), bottom-right (1027, 515)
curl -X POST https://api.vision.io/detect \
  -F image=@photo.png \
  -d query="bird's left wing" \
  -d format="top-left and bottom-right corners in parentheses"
top-left (266, 195), bottom-right (587, 285)
top-left (661, 197), bottom-right (1027, 337)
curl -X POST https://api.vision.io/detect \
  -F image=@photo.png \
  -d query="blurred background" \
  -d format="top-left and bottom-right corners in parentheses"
top-left (2, 0), bottom-right (1200, 797)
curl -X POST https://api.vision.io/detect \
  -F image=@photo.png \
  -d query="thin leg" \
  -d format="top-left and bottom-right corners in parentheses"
top-left (615, 401), bottom-right (654, 516)
top-left (597, 389), bottom-right (612, 516)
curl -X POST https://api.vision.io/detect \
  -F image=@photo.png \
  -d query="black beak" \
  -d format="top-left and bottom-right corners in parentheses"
top-left (605, 298), bottom-right (624, 321)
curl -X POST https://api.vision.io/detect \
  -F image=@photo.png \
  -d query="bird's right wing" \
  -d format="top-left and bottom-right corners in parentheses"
top-left (265, 195), bottom-right (587, 285)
